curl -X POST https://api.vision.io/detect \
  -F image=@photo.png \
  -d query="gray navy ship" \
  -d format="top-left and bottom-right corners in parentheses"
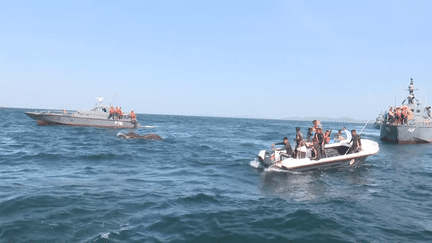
top-left (25, 98), bottom-right (139, 129)
top-left (380, 78), bottom-right (432, 143)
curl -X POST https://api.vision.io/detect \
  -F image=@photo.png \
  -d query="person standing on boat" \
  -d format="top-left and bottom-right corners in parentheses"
top-left (312, 128), bottom-right (324, 160)
top-left (395, 108), bottom-right (402, 125)
top-left (108, 106), bottom-right (115, 119)
top-left (312, 120), bottom-right (321, 133)
top-left (306, 127), bottom-right (314, 142)
top-left (294, 127), bottom-right (304, 157)
top-left (130, 110), bottom-right (136, 120)
top-left (272, 137), bottom-right (293, 159)
top-left (295, 127), bottom-right (303, 147)
top-left (119, 107), bottom-right (124, 119)
top-left (323, 130), bottom-right (332, 144)
top-left (387, 108), bottom-right (394, 124)
top-left (114, 107), bottom-right (120, 119)
top-left (402, 106), bottom-right (410, 124)
top-left (348, 129), bottom-right (362, 154)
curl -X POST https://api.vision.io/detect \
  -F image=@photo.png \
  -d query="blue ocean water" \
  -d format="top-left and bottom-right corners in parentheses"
top-left (1, 108), bottom-right (432, 242)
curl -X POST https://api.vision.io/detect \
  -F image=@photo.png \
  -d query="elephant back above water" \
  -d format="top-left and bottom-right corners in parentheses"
top-left (117, 132), bottom-right (163, 140)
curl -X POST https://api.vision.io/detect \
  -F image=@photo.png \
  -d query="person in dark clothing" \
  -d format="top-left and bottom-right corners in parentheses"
top-left (295, 127), bottom-right (303, 147)
top-left (306, 127), bottom-right (314, 142)
top-left (294, 127), bottom-right (304, 158)
top-left (323, 130), bottom-right (332, 144)
top-left (312, 128), bottom-right (324, 160)
top-left (272, 137), bottom-right (293, 159)
top-left (348, 129), bottom-right (362, 154)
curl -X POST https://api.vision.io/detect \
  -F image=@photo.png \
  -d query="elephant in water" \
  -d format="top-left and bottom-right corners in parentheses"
top-left (117, 132), bottom-right (163, 140)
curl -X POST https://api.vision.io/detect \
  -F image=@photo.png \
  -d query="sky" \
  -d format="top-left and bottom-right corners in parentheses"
top-left (1, 0), bottom-right (432, 120)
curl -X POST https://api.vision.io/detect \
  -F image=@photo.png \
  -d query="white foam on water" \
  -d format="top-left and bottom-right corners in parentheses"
top-left (250, 159), bottom-right (264, 169)
top-left (142, 125), bottom-right (156, 128)
top-left (250, 159), bottom-right (301, 174)
top-left (264, 165), bottom-right (302, 174)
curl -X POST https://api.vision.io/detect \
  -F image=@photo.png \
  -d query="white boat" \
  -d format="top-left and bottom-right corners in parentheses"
top-left (257, 136), bottom-right (379, 172)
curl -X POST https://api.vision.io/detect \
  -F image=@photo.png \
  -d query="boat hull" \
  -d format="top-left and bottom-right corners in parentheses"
top-left (25, 112), bottom-right (138, 129)
top-left (380, 124), bottom-right (432, 143)
top-left (275, 154), bottom-right (368, 172)
top-left (258, 139), bottom-right (379, 172)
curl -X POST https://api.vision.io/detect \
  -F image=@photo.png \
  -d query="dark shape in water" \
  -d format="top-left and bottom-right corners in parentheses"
top-left (117, 132), bottom-right (163, 140)
top-left (25, 97), bottom-right (139, 129)
top-left (380, 78), bottom-right (432, 143)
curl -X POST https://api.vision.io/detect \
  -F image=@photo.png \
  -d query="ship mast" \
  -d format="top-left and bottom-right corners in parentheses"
top-left (402, 78), bottom-right (419, 105)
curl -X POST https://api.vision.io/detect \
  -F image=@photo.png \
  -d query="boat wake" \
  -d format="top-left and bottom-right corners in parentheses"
top-left (250, 159), bottom-right (264, 169)
top-left (250, 159), bottom-right (302, 173)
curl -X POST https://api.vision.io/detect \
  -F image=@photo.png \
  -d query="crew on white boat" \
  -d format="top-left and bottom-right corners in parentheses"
top-left (272, 137), bottom-right (293, 159)
top-left (306, 127), bottom-right (314, 142)
top-left (334, 130), bottom-right (346, 142)
top-left (312, 128), bottom-right (324, 160)
top-left (323, 130), bottom-right (332, 145)
top-left (294, 127), bottom-right (304, 157)
top-left (312, 120), bottom-right (322, 133)
top-left (348, 129), bottom-right (362, 154)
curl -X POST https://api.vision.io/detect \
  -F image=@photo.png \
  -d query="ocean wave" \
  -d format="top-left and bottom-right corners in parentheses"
top-left (176, 193), bottom-right (223, 205)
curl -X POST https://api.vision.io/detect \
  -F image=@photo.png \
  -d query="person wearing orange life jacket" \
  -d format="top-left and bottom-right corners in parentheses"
top-left (108, 106), bottom-right (115, 119)
top-left (112, 107), bottom-right (117, 119)
top-left (119, 107), bottom-right (124, 119)
top-left (130, 111), bottom-right (136, 120)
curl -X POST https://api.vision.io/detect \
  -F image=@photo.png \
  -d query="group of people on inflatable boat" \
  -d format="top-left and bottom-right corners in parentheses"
top-left (271, 120), bottom-right (362, 160)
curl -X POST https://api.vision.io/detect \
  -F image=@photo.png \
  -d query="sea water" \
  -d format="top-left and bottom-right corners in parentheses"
top-left (1, 108), bottom-right (431, 242)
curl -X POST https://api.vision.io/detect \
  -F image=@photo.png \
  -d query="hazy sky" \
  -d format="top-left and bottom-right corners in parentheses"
top-left (1, 1), bottom-right (431, 120)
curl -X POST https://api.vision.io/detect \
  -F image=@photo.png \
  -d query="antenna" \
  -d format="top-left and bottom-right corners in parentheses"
top-left (110, 95), bottom-right (116, 107)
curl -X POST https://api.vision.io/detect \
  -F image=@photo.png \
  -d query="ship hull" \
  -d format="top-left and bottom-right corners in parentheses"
top-left (25, 112), bottom-right (138, 129)
top-left (380, 124), bottom-right (432, 143)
